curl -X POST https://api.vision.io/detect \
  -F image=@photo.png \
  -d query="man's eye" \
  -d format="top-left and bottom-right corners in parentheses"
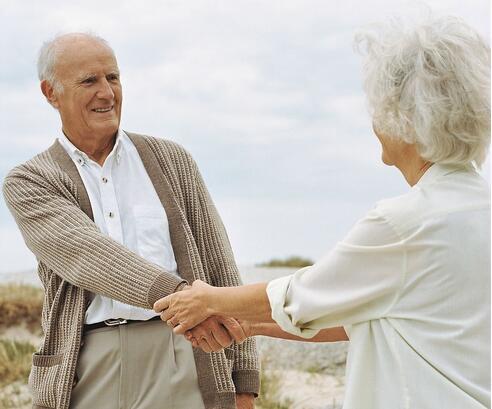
top-left (82, 78), bottom-right (96, 84)
top-left (107, 74), bottom-right (120, 82)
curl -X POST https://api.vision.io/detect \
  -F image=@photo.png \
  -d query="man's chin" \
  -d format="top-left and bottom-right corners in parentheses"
top-left (91, 121), bottom-right (120, 137)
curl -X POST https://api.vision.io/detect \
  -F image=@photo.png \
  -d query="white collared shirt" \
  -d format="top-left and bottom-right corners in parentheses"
top-left (58, 130), bottom-right (178, 323)
top-left (267, 164), bottom-right (490, 409)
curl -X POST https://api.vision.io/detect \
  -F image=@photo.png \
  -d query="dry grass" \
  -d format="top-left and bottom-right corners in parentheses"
top-left (0, 284), bottom-right (41, 407)
top-left (257, 359), bottom-right (293, 409)
top-left (0, 284), bottom-right (43, 330)
top-left (0, 382), bottom-right (31, 409)
top-left (0, 340), bottom-right (36, 387)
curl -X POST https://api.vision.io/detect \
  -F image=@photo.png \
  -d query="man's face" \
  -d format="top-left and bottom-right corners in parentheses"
top-left (49, 39), bottom-right (122, 141)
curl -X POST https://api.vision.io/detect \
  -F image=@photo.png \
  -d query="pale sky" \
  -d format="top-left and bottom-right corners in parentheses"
top-left (0, 0), bottom-right (490, 273)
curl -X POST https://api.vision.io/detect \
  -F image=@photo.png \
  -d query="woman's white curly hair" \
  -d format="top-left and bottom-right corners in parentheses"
top-left (355, 15), bottom-right (490, 167)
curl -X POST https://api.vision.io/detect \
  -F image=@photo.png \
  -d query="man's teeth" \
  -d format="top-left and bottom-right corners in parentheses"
top-left (93, 107), bottom-right (112, 112)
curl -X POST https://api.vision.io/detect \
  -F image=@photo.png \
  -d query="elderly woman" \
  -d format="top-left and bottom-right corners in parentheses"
top-left (155, 16), bottom-right (490, 409)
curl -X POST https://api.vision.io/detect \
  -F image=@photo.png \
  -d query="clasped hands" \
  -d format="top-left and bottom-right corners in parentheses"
top-left (153, 280), bottom-right (249, 352)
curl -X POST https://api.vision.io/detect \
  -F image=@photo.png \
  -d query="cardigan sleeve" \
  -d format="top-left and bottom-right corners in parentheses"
top-left (2, 166), bottom-right (186, 309)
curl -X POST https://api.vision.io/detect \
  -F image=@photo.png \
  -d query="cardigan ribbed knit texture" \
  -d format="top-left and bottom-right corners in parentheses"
top-left (2, 132), bottom-right (259, 409)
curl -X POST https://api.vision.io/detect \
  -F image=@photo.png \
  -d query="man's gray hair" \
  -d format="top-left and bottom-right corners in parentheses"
top-left (37, 32), bottom-right (114, 94)
top-left (355, 15), bottom-right (490, 167)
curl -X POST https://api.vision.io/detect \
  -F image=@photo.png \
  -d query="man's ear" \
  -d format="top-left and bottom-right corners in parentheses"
top-left (40, 80), bottom-right (59, 109)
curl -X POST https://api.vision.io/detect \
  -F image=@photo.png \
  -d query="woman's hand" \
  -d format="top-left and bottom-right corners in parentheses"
top-left (153, 279), bottom-right (215, 334)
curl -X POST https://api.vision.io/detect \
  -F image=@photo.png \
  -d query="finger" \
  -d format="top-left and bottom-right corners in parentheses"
top-left (173, 322), bottom-right (189, 335)
top-left (203, 334), bottom-right (223, 352)
top-left (182, 331), bottom-right (198, 346)
top-left (190, 321), bottom-right (223, 351)
top-left (220, 317), bottom-right (247, 343)
top-left (173, 316), bottom-right (204, 334)
top-left (210, 324), bottom-right (233, 347)
top-left (159, 312), bottom-right (171, 325)
top-left (153, 295), bottom-right (172, 313)
top-left (160, 309), bottom-right (175, 322)
top-left (188, 326), bottom-right (208, 343)
top-left (187, 328), bottom-right (204, 343)
top-left (183, 334), bottom-right (198, 347)
top-left (198, 334), bottom-right (223, 352)
top-left (197, 338), bottom-right (212, 353)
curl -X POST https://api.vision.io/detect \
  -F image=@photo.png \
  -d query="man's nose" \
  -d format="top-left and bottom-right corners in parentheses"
top-left (96, 78), bottom-right (115, 100)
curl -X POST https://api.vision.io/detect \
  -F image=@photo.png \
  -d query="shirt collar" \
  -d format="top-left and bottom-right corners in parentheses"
top-left (416, 162), bottom-right (475, 187)
top-left (57, 129), bottom-right (126, 166)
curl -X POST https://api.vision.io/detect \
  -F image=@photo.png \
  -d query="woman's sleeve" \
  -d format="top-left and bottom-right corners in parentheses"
top-left (266, 207), bottom-right (405, 338)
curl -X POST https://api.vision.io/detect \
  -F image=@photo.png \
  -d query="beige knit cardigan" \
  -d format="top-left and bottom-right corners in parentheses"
top-left (2, 133), bottom-right (259, 409)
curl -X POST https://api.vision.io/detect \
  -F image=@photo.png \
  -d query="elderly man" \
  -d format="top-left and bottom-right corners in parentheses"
top-left (2, 33), bottom-right (259, 409)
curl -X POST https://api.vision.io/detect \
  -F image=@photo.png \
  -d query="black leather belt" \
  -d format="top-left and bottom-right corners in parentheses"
top-left (84, 315), bottom-right (161, 333)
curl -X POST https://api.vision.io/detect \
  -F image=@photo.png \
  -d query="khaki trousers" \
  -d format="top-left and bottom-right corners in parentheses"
top-left (70, 319), bottom-right (205, 409)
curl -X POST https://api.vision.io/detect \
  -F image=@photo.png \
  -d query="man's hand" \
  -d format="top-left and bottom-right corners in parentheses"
top-left (182, 316), bottom-right (233, 352)
top-left (184, 316), bottom-right (250, 352)
top-left (154, 280), bottom-right (215, 334)
top-left (236, 393), bottom-right (255, 409)
top-left (226, 319), bottom-right (252, 344)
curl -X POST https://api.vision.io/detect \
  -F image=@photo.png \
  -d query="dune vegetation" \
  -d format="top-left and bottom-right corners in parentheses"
top-left (0, 284), bottom-right (43, 329)
top-left (257, 256), bottom-right (313, 268)
top-left (0, 340), bottom-right (36, 387)
top-left (0, 283), bottom-right (43, 407)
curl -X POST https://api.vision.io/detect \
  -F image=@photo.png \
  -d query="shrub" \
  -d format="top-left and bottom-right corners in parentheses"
top-left (257, 256), bottom-right (313, 268)
top-left (0, 284), bottom-right (43, 330)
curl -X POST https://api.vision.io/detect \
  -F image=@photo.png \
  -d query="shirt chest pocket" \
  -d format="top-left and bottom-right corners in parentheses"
top-left (132, 205), bottom-right (177, 273)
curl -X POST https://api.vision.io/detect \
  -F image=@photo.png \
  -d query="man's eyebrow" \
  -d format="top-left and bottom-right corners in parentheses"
top-left (76, 73), bottom-right (97, 83)
top-left (75, 69), bottom-right (120, 83)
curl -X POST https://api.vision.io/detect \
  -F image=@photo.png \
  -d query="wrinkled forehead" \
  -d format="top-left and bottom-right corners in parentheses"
top-left (54, 36), bottom-right (119, 77)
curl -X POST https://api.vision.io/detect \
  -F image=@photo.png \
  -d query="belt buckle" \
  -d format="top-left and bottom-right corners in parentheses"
top-left (104, 318), bottom-right (128, 327)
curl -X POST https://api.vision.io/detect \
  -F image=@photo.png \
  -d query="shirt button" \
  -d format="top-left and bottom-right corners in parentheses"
top-left (109, 212), bottom-right (114, 218)
top-left (102, 177), bottom-right (108, 183)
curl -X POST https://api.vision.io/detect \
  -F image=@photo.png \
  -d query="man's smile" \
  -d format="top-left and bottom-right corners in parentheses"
top-left (92, 106), bottom-right (113, 113)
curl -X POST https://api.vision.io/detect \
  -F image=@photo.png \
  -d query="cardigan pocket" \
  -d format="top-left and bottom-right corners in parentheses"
top-left (28, 352), bottom-right (64, 409)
